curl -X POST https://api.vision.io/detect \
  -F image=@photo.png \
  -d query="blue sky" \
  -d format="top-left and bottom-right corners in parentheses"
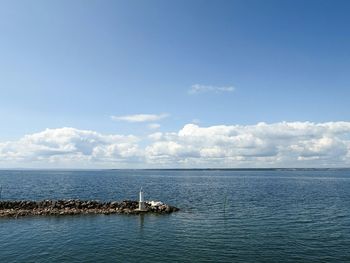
top-left (1, 0), bottom-right (350, 168)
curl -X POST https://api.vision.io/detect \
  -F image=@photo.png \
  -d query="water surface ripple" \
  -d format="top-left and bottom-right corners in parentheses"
top-left (0, 170), bottom-right (350, 262)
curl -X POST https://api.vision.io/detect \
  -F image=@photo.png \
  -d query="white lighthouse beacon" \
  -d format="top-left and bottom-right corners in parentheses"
top-left (138, 187), bottom-right (146, 211)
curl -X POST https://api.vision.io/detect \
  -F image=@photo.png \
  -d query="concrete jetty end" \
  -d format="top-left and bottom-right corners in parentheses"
top-left (0, 200), bottom-right (179, 218)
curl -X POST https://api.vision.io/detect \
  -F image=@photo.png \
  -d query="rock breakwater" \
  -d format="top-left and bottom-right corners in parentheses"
top-left (0, 200), bottom-right (179, 218)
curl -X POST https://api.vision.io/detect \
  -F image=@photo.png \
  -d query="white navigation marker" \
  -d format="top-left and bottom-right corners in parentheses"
top-left (138, 187), bottom-right (146, 211)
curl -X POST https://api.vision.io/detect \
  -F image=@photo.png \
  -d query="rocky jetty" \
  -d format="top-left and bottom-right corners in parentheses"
top-left (0, 200), bottom-right (179, 218)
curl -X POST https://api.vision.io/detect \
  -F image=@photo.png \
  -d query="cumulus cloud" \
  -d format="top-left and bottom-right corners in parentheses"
top-left (188, 84), bottom-right (235, 95)
top-left (144, 122), bottom-right (350, 167)
top-left (0, 128), bottom-right (142, 168)
top-left (1, 122), bottom-right (350, 168)
top-left (111, 113), bottom-right (168, 123)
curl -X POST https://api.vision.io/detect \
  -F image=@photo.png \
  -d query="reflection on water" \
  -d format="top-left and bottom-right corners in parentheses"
top-left (139, 214), bottom-right (145, 229)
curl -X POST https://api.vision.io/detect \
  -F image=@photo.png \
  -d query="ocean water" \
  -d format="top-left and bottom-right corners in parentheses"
top-left (0, 169), bottom-right (350, 263)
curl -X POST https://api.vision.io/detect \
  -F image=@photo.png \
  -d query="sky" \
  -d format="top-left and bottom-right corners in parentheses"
top-left (0, 0), bottom-right (350, 168)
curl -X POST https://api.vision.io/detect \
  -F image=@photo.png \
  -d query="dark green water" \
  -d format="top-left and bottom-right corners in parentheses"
top-left (0, 169), bottom-right (350, 262)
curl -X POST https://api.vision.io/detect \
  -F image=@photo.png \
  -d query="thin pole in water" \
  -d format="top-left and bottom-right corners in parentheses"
top-left (223, 195), bottom-right (227, 214)
top-left (0, 185), bottom-right (2, 199)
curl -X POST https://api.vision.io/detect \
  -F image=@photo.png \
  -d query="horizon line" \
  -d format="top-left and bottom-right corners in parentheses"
top-left (0, 167), bottom-right (350, 171)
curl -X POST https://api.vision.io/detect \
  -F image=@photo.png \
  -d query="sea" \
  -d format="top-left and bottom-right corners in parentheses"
top-left (0, 169), bottom-right (349, 263)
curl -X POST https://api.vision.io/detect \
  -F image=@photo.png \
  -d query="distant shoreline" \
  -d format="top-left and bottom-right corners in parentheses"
top-left (0, 168), bottom-right (350, 171)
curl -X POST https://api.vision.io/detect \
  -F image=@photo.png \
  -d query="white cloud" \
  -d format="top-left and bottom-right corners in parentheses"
top-left (148, 132), bottom-right (163, 141)
top-left (188, 84), bottom-right (235, 95)
top-left (191, 119), bottom-right (201, 124)
top-left (111, 113), bottom-right (168, 123)
top-left (144, 122), bottom-right (350, 167)
top-left (148, 123), bottom-right (161, 130)
top-left (0, 128), bottom-right (142, 168)
top-left (1, 122), bottom-right (350, 168)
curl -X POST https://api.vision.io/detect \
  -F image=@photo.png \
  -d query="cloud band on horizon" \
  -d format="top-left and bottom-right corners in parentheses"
top-left (0, 121), bottom-right (349, 168)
